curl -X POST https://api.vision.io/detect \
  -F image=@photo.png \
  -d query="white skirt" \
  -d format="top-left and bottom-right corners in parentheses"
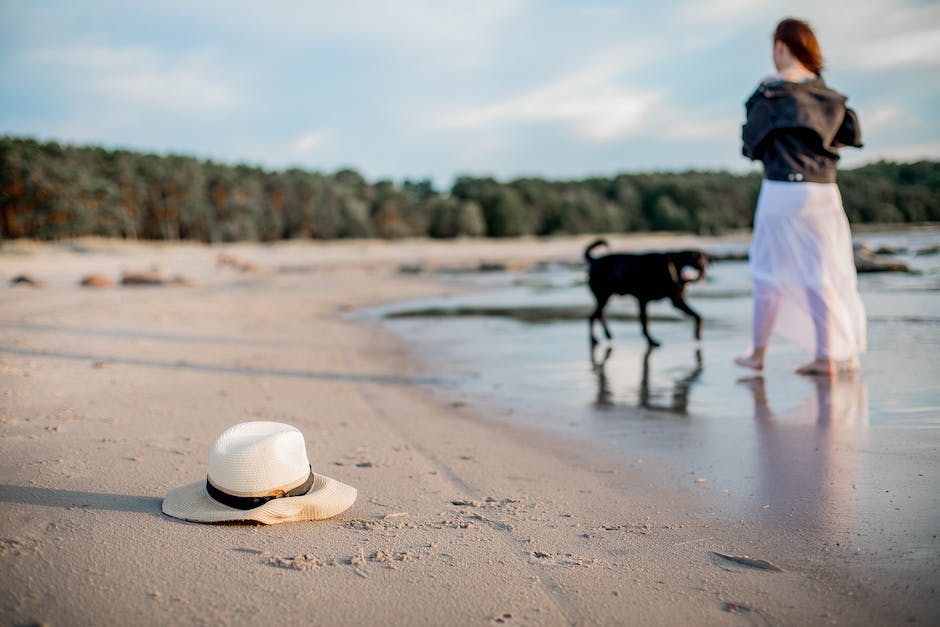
top-left (749, 180), bottom-right (867, 362)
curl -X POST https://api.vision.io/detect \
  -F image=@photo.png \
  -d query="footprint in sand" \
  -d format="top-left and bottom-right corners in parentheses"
top-left (710, 551), bottom-right (783, 572)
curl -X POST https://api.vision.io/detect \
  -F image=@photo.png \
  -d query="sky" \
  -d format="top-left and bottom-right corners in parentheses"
top-left (1, 0), bottom-right (939, 189)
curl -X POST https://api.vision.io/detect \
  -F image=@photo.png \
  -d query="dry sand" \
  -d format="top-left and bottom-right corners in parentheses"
top-left (1, 236), bottom-right (936, 625)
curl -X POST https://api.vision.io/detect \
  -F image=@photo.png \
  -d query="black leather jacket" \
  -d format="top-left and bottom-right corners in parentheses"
top-left (742, 77), bottom-right (862, 183)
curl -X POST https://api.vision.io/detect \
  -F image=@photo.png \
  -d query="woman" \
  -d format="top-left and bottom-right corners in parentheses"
top-left (735, 18), bottom-right (865, 376)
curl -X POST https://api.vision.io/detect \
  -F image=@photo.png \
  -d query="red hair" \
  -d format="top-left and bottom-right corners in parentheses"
top-left (774, 18), bottom-right (824, 76)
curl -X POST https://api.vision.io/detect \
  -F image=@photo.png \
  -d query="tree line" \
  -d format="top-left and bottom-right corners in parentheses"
top-left (2, 136), bottom-right (938, 241)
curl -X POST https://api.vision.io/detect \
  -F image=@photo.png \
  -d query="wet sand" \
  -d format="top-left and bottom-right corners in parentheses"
top-left (1, 236), bottom-right (937, 625)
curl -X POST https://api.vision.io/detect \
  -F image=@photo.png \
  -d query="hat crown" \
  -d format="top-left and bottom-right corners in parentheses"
top-left (207, 421), bottom-right (311, 497)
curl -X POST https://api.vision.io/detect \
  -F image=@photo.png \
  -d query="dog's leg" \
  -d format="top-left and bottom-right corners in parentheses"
top-left (600, 306), bottom-right (613, 342)
top-left (670, 297), bottom-right (702, 340)
top-left (638, 300), bottom-right (660, 347)
top-left (590, 293), bottom-right (613, 344)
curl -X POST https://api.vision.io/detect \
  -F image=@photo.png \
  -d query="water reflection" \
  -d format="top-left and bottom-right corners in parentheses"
top-left (591, 346), bottom-right (703, 413)
top-left (739, 374), bottom-right (869, 528)
top-left (591, 346), bottom-right (615, 408)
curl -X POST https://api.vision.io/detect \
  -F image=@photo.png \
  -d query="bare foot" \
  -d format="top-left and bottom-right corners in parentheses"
top-left (734, 354), bottom-right (764, 371)
top-left (794, 359), bottom-right (835, 376)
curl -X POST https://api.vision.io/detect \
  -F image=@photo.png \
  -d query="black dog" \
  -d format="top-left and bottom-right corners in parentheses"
top-left (585, 239), bottom-right (708, 347)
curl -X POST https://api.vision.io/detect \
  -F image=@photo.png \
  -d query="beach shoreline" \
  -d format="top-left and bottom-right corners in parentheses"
top-left (2, 236), bottom-right (937, 625)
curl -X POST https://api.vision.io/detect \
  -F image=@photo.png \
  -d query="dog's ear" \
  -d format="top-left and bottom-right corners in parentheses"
top-left (694, 252), bottom-right (708, 280)
top-left (683, 250), bottom-right (706, 266)
top-left (680, 250), bottom-right (707, 267)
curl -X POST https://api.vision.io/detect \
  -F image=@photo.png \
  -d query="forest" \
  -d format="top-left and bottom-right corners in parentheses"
top-left (2, 136), bottom-right (938, 241)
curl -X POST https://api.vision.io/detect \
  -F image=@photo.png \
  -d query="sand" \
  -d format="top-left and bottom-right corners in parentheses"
top-left (1, 236), bottom-right (937, 626)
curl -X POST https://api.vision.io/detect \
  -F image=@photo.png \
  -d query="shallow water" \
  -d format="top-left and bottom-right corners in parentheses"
top-left (368, 229), bottom-right (940, 430)
top-left (358, 228), bottom-right (940, 557)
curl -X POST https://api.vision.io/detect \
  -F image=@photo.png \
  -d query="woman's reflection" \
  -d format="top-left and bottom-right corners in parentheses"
top-left (739, 373), bottom-right (869, 527)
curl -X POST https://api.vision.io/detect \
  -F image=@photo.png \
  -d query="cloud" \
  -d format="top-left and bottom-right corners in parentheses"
top-left (675, 0), bottom-right (940, 71)
top-left (26, 44), bottom-right (244, 116)
top-left (432, 59), bottom-right (664, 143)
top-left (835, 27), bottom-right (940, 70)
top-left (289, 131), bottom-right (333, 158)
top-left (812, 0), bottom-right (940, 71)
top-left (664, 117), bottom-right (740, 142)
top-left (172, 0), bottom-right (529, 67)
top-left (3, 0), bottom-right (937, 182)
top-left (457, 135), bottom-right (511, 165)
top-left (679, 0), bottom-right (765, 22)
top-left (862, 105), bottom-right (906, 133)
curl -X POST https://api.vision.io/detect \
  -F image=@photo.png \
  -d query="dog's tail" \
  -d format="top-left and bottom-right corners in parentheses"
top-left (584, 239), bottom-right (608, 264)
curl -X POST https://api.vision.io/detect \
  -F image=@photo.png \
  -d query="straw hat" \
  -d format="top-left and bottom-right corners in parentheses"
top-left (162, 421), bottom-right (357, 524)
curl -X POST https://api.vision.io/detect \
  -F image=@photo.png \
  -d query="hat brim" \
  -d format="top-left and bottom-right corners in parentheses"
top-left (162, 472), bottom-right (357, 524)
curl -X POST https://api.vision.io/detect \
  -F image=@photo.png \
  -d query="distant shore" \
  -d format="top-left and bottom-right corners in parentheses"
top-left (5, 138), bottom-right (939, 244)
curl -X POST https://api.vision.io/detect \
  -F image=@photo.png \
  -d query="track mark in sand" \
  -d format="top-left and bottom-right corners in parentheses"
top-left (355, 386), bottom-right (585, 625)
top-left (710, 552), bottom-right (783, 572)
top-left (268, 553), bottom-right (323, 571)
top-left (344, 513), bottom-right (486, 532)
top-left (368, 549), bottom-right (423, 569)
top-left (589, 519), bottom-right (697, 543)
top-left (333, 446), bottom-right (380, 468)
top-left (528, 550), bottom-right (597, 567)
top-left (249, 546), bottom-right (432, 573)
top-left (592, 520), bottom-right (656, 535)
top-left (355, 386), bottom-right (491, 496)
top-left (344, 517), bottom-right (422, 531)
top-left (448, 497), bottom-right (538, 533)
top-left (721, 601), bottom-right (774, 626)
top-left (1, 536), bottom-right (34, 555)
top-left (463, 513), bottom-right (513, 532)
top-left (344, 498), bottom-right (534, 533)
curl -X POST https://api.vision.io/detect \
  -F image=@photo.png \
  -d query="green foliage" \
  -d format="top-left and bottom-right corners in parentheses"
top-left (839, 161), bottom-right (940, 223)
top-left (451, 176), bottom-right (531, 237)
top-left (427, 197), bottom-right (485, 238)
top-left (1, 136), bottom-right (938, 241)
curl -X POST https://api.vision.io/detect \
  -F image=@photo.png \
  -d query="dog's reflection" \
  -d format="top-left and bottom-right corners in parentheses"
top-left (591, 346), bottom-right (615, 407)
top-left (591, 346), bottom-right (703, 413)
